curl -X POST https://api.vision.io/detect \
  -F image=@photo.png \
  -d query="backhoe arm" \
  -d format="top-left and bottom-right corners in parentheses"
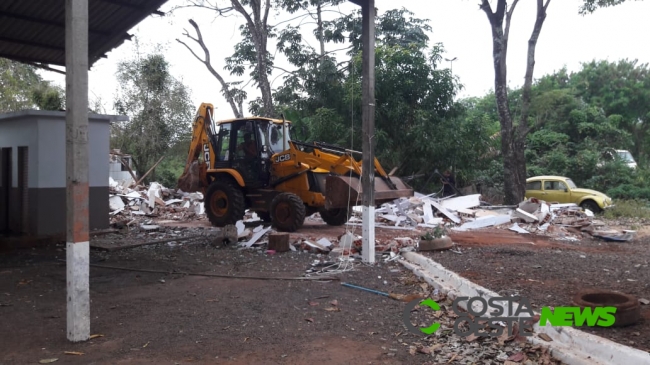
top-left (176, 103), bottom-right (214, 192)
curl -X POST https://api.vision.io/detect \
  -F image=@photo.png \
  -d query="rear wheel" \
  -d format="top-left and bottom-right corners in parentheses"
top-left (580, 199), bottom-right (601, 214)
top-left (270, 193), bottom-right (306, 232)
top-left (319, 207), bottom-right (351, 226)
top-left (204, 180), bottom-right (245, 226)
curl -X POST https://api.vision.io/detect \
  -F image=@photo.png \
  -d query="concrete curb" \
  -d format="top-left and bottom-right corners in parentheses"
top-left (399, 251), bottom-right (650, 365)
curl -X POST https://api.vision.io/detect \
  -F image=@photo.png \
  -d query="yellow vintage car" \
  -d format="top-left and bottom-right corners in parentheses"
top-left (525, 176), bottom-right (613, 213)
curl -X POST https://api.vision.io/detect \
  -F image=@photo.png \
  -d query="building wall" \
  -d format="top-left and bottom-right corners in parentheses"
top-left (0, 110), bottom-right (126, 237)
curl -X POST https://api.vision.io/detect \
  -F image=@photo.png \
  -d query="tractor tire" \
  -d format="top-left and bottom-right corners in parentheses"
top-left (319, 207), bottom-right (351, 226)
top-left (580, 199), bottom-right (601, 214)
top-left (270, 193), bottom-right (306, 232)
top-left (204, 180), bottom-right (245, 227)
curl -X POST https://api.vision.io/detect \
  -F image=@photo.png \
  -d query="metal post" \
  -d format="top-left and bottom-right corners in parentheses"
top-left (65, 0), bottom-right (90, 342)
top-left (361, 0), bottom-right (376, 264)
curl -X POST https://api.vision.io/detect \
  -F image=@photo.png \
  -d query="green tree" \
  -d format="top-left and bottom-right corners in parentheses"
top-left (274, 9), bottom-right (466, 194)
top-left (0, 58), bottom-right (64, 113)
top-left (569, 59), bottom-right (650, 164)
top-left (478, 0), bottom-right (552, 204)
top-left (112, 51), bottom-right (194, 184)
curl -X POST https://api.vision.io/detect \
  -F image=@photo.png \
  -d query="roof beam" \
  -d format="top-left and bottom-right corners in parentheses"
top-left (0, 36), bottom-right (65, 51)
top-left (97, 0), bottom-right (165, 15)
top-left (0, 51), bottom-right (63, 66)
top-left (0, 10), bottom-right (112, 37)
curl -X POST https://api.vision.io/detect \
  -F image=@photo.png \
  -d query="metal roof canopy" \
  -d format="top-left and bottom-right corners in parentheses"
top-left (0, 0), bottom-right (168, 67)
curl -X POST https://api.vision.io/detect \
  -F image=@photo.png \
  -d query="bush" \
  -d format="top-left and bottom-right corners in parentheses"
top-left (603, 200), bottom-right (650, 219)
top-left (606, 184), bottom-right (650, 200)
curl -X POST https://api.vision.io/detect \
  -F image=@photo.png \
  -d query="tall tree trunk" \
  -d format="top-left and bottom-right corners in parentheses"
top-left (231, 0), bottom-right (276, 117)
top-left (481, 0), bottom-right (550, 204)
top-left (316, 0), bottom-right (326, 64)
top-left (255, 34), bottom-right (276, 116)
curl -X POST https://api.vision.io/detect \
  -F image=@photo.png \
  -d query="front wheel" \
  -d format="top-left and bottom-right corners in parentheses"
top-left (580, 200), bottom-right (601, 214)
top-left (204, 180), bottom-right (245, 226)
top-left (270, 193), bottom-right (306, 232)
top-left (319, 207), bottom-right (351, 226)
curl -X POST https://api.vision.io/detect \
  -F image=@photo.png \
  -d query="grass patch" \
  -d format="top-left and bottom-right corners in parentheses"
top-left (603, 200), bottom-right (650, 219)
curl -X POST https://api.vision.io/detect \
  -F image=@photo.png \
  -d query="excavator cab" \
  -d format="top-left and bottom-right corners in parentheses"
top-left (177, 103), bottom-right (413, 232)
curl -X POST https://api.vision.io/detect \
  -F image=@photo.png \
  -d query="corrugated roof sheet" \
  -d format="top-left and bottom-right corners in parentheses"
top-left (0, 0), bottom-right (169, 66)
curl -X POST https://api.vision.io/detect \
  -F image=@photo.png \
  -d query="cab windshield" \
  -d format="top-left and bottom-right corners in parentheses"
top-left (257, 121), bottom-right (290, 155)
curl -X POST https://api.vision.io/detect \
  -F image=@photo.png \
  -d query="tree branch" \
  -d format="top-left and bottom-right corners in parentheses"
top-left (176, 19), bottom-right (244, 118)
top-left (504, 0), bottom-right (519, 40)
top-left (519, 0), bottom-right (551, 137)
top-left (263, 0), bottom-right (271, 27)
top-left (231, 0), bottom-right (257, 37)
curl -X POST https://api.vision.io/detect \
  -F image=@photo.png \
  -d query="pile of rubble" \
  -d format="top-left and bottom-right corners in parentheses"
top-left (108, 177), bottom-right (205, 226)
top-left (360, 193), bottom-right (635, 243)
top-left (104, 177), bottom-right (634, 258)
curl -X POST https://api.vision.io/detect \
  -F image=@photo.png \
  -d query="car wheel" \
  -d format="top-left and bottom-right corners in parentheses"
top-left (580, 199), bottom-right (601, 214)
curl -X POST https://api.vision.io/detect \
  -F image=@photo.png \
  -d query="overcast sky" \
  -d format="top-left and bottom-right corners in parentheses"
top-left (41, 0), bottom-right (650, 121)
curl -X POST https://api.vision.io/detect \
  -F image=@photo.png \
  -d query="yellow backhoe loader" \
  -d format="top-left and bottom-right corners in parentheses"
top-left (177, 103), bottom-right (413, 232)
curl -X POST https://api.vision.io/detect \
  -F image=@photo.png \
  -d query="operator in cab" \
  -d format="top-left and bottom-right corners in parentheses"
top-left (240, 133), bottom-right (257, 158)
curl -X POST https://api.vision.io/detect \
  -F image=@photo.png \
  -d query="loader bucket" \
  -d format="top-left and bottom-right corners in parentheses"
top-left (324, 175), bottom-right (413, 209)
top-left (176, 160), bottom-right (204, 193)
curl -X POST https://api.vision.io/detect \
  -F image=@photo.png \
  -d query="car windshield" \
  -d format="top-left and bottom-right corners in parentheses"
top-left (617, 151), bottom-right (635, 163)
top-left (565, 178), bottom-right (577, 189)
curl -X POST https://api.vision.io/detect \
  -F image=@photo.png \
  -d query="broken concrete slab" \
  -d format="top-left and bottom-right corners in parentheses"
top-left (317, 238), bottom-right (333, 248)
top-left (454, 215), bottom-right (511, 231)
top-left (513, 208), bottom-right (539, 223)
top-left (422, 202), bottom-right (436, 225)
top-left (518, 200), bottom-right (541, 214)
top-left (243, 225), bottom-right (272, 247)
top-left (428, 199), bottom-right (461, 224)
top-left (304, 240), bottom-right (329, 252)
top-left (440, 194), bottom-right (481, 211)
top-left (109, 196), bottom-right (125, 211)
top-left (509, 223), bottom-right (530, 234)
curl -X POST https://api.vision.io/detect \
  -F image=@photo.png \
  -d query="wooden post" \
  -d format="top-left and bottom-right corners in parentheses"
top-left (360, 0), bottom-right (376, 264)
top-left (268, 232), bottom-right (290, 252)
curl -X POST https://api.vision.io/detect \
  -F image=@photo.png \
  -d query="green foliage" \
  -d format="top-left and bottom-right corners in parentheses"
top-left (112, 49), bottom-right (194, 185)
top-left (421, 225), bottom-right (448, 240)
top-left (0, 58), bottom-right (65, 113)
top-left (602, 200), bottom-right (650, 219)
top-left (569, 59), bottom-right (650, 164)
top-left (580, 0), bottom-right (641, 14)
top-left (274, 9), bottom-right (467, 195)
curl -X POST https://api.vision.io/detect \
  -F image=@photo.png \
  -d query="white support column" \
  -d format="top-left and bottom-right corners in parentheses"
top-left (360, 0), bottom-right (376, 264)
top-left (65, 0), bottom-right (90, 342)
top-left (362, 206), bottom-right (375, 262)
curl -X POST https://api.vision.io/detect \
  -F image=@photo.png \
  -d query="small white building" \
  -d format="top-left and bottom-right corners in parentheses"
top-left (0, 110), bottom-right (127, 236)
